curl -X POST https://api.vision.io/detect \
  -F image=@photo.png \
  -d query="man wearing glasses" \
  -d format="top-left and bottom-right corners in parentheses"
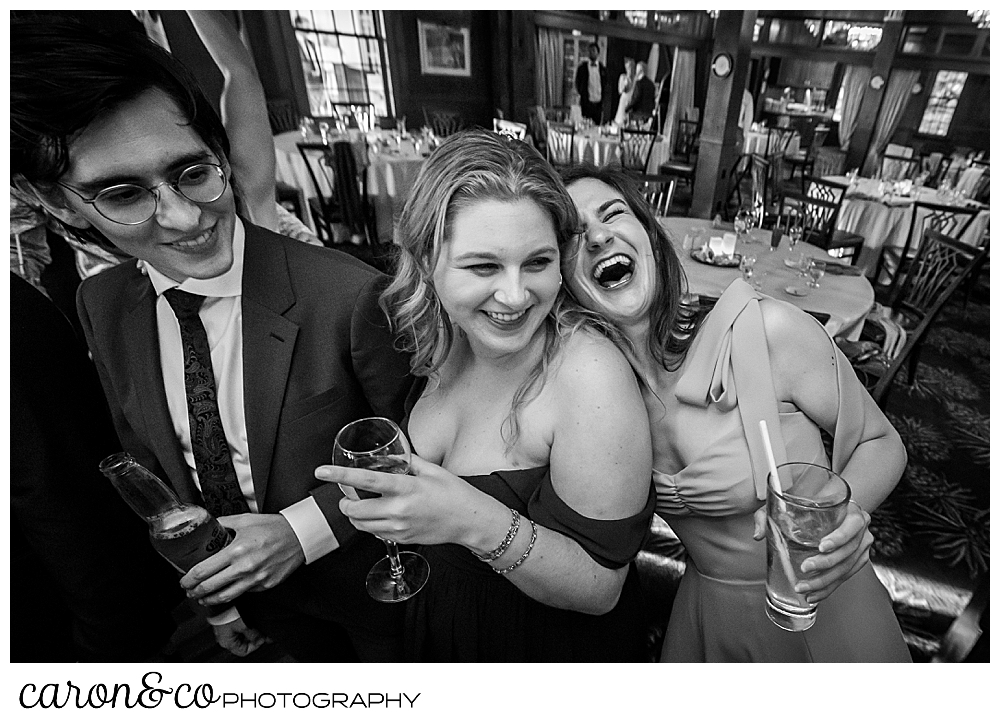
top-left (11, 17), bottom-right (411, 662)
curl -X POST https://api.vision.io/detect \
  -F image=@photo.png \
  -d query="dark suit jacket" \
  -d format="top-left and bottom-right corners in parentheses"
top-left (76, 222), bottom-right (413, 632)
top-left (627, 76), bottom-right (657, 117)
top-left (12, 273), bottom-right (181, 662)
top-left (575, 60), bottom-right (606, 104)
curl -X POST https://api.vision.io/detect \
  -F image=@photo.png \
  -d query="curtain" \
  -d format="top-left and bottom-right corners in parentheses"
top-left (837, 65), bottom-right (871, 154)
top-left (662, 48), bottom-right (695, 150)
top-left (861, 69), bottom-right (921, 177)
top-left (536, 27), bottom-right (563, 109)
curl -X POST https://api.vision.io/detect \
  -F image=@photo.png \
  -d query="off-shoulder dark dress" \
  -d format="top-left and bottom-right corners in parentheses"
top-left (401, 381), bottom-right (655, 662)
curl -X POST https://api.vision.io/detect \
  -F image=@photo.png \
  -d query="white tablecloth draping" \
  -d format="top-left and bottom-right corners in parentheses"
top-left (273, 130), bottom-right (426, 242)
top-left (826, 176), bottom-right (991, 281)
top-left (572, 127), bottom-right (672, 172)
top-left (660, 216), bottom-right (874, 341)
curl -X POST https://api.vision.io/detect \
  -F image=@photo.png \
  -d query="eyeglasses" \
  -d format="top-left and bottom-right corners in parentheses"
top-left (57, 163), bottom-right (228, 225)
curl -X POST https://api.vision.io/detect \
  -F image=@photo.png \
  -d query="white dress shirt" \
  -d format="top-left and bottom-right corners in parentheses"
top-left (145, 219), bottom-right (338, 622)
top-left (587, 62), bottom-right (602, 103)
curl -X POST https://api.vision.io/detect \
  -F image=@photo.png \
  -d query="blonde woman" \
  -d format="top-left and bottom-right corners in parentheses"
top-left (316, 131), bottom-right (654, 661)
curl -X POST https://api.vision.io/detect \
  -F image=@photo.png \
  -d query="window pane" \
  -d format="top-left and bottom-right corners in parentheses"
top-left (918, 70), bottom-right (968, 136)
top-left (822, 21), bottom-right (882, 51)
top-left (290, 10), bottom-right (389, 117)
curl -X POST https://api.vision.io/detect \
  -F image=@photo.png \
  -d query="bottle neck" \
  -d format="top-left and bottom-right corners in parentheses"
top-left (100, 452), bottom-right (185, 522)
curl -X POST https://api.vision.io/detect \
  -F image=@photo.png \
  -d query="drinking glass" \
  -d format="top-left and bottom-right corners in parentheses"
top-left (333, 417), bottom-right (430, 603)
top-left (765, 462), bottom-right (851, 631)
top-left (739, 253), bottom-right (760, 289)
top-left (807, 259), bottom-right (826, 288)
top-left (734, 207), bottom-right (753, 243)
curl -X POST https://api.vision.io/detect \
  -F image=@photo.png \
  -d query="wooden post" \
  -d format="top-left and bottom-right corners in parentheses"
top-left (691, 10), bottom-right (757, 219)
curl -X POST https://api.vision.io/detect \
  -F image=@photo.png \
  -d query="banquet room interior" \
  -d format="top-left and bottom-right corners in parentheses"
top-left (11, 8), bottom-right (988, 664)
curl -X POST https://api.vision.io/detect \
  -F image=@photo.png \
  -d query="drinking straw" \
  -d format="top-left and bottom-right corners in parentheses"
top-left (759, 420), bottom-right (800, 590)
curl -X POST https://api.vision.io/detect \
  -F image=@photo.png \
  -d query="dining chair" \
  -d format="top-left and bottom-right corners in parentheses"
top-left (846, 229), bottom-right (987, 407)
top-left (777, 186), bottom-right (864, 262)
top-left (786, 124), bottom-right (830, 191)
top-left (638, 174), bottom-right (677, 217)
top-left (297, 141), bottom-right (375, 247)
top-left (880, 154), bottom-right (921, 182)
top-left (297, 142), bottom-right (342, 245)
top-left (492, 118), bottom-right (527, 141)
top-left (878, 199), bottom-right (978, 300)
top-left (619, 128), bottom-right (657, 174)
top-left (421, 106), bottom-right (464, 138)
top-left (659, 119), bottom-right (698, 188)
top-left (545, 121), bottom-right (575, 169)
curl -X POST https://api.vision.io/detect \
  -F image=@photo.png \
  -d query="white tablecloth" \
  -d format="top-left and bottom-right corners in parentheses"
top-left (573, 127), bottom-right (671, 172)
top-left (661, 216), bottom-right (874, 341)
top-left (827, 176), bottom-right (991, 280)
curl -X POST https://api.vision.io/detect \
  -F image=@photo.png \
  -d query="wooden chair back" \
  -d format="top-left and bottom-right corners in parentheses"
top-left (638, 174), bottom-right (676, 217)
top-left (545, 121), bottom-right (575, 167)
top-left (880, 154), bottom-right (920, 181)
top-left (619, 128), bottom-right (657, 173)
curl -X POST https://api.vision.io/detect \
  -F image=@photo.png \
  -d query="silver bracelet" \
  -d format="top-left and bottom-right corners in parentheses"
top-left (495, 518), bottom-right (537, 575)
top-left (474, 508), bottom-right (520, 562)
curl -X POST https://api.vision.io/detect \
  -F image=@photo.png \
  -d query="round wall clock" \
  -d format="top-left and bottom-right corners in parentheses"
top-left (870, 74), bottom-right (885, 91)
top-left (711, 52), bottom-right (732, 79)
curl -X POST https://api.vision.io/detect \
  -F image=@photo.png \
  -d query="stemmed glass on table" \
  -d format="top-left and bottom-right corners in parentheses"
top-left (333, 417), bottom-right (430, 603)
top-left (807, 260), bottom-right (826, 289)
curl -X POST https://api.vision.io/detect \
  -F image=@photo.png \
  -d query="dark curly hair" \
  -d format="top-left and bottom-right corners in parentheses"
top-left (559, 164), bottom-right (700, 370)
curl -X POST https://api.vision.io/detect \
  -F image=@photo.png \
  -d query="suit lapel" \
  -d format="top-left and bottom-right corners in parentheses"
top-left (241, 225), bottom-right (299, 506)
top-left (123, 276), bottom-right (200, 501)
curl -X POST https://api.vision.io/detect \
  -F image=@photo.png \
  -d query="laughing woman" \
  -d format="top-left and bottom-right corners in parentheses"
top-left (559, 164), bottom-right (910, 662)
top-left (315, 131), bottom-right (654, 662)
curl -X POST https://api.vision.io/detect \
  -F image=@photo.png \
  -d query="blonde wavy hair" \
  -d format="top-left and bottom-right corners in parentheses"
top-left (381, 129), bottom-right (625, 446)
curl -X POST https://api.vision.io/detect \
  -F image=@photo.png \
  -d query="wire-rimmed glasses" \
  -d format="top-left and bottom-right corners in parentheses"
top-left (57, 163), bottom-right (227, 225)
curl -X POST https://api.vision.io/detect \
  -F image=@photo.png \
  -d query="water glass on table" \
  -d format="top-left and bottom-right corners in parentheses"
top-left (739, 253), bottom-right (760, 289)
top-left (807, 259), bottom-right (826, 288)
top-left (734, 207), bottom-right (754, 244)
top-left (333, 417), bottom-right (430, 603)
top-left (765, 462), bottom-right (852, 632)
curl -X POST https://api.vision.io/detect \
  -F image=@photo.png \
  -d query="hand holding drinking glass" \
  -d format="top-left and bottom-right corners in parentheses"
top-left (333, 417), bottom-right (429, 602)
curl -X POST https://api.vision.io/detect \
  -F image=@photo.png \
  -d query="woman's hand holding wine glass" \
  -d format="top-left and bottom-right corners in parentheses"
top-left (331, 417), bottom-right (429, 602)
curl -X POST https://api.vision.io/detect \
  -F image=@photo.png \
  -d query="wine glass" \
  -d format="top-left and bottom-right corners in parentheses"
top-left (740, 253), bottom-right (760, 289)
top-left (807, 259), bottom-right (826, 289)
top-left (333, 417), bottom-right (430, 603)
top-left (734, 207), bottom-right (752, 243)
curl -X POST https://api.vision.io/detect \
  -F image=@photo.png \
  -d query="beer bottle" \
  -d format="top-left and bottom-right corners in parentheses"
top-left (99, 452), bottom-right (233, 574)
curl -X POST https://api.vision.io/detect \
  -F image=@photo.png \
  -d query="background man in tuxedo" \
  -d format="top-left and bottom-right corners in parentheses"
top-left (11, 16), bottom-right (412, 662)
top-left (575, 42), bottom-right (606, 125)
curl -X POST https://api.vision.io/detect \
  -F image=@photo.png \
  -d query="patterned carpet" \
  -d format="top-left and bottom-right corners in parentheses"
top-left (867, 276), bottom-right (990, 660)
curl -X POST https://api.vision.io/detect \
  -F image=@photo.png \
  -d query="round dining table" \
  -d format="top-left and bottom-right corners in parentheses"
top-left (828, 175), bottom-right (991, 281)
top-left (660, 216), bottom-right (874, 341)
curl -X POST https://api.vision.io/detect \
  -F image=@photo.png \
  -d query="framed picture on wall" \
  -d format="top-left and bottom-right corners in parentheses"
top-left (418, 19), bottom-right (471, 77)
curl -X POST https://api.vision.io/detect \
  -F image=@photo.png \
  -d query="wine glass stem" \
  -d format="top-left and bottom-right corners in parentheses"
top-left (383, 540), bottom-right (406, 579)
